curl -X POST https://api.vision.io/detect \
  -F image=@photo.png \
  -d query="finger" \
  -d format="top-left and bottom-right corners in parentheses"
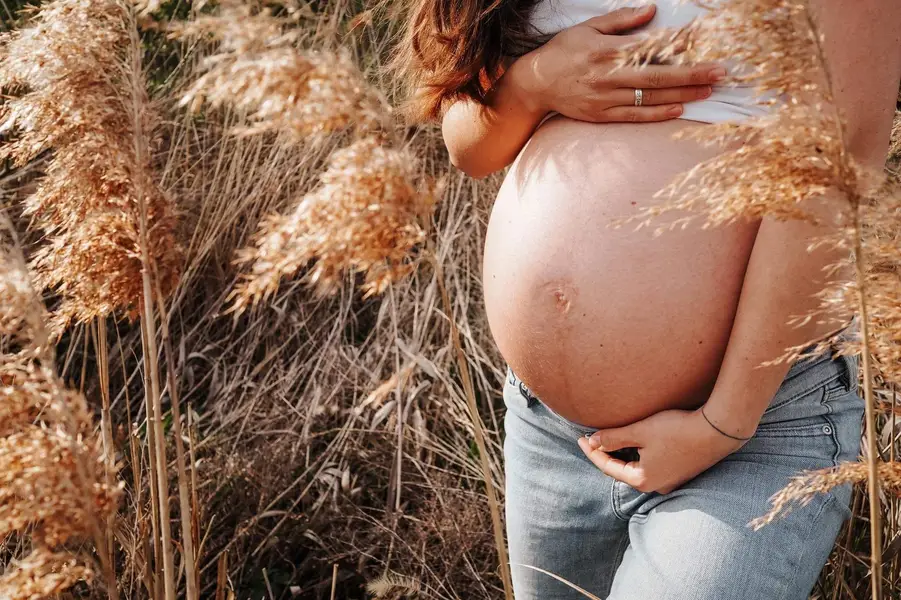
top-left (578, 438), bottom-right (647, 488)
top-left (613, 25), bottom-right (692, 56)
top-left (600, 103), bottom-right (684, 123)
top-left (611, 64), bottom-right (727, 89)
top-left (587, 424), bottom-right (644, 451)
top-left (582, 4), bottom-right (656, 35)
top-left (607, 85), bottom-right (711, 107)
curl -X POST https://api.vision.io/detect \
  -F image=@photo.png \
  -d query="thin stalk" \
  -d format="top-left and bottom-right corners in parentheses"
top-left (124, 4), bottom-right (177, 596)
top-left (187, 405), bottom-right (201, 557)
top-left (215, 552), bottom-right (228, 600)
top-left (390, 286), bottom-right (404, 513)
top-left (141, 319), bottom-right (163, 596)
top-left (852, 201), bottom-right (884, 600)
top-left (126, 372), bottom-right (158, 600)
top-left (94, 319), bottom-right (117, 577)
top-left (891, 384), bottom-right (897, 591)
top-left (431, 254), bottom-right (513, 600)
top-left (152, 275), bottom-right (200, 600)
top-left (140, 299), bottom-right (176, 600)
top-left (329, 564), bottom-right (338, 600)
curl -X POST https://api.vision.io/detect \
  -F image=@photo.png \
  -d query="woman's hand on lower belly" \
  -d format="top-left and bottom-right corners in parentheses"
top-left (577, 407), bottom-right (747, 494)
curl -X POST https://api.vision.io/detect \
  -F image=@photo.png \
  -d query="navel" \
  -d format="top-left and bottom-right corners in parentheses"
top-left (541, 279), bottom-right (578, 316)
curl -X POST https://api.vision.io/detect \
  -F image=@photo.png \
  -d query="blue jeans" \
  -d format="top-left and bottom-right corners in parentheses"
top-left (503, 351), bottom-right (863, 600)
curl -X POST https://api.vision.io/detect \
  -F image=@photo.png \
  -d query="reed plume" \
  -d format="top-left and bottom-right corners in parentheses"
top-left (0, 218), bottom-right (119, 599)
top-left (232, 136), bottom-right (434, 308)
top-left (366, 572), bottom-right (423, 599)
top-left (173, 0), bottom-right (435, 309)
top-left (751, 460), bottom-right (901, 528)
top-left (619, 0), bottom-right (852, 226)
top-left (0, 550), bottom-right (94, 600)
top-left (619, 0), bottom-right (899, 368)
top-left (174, 0), bottom-right (389, 142)
top-left (0, 0), bottom-right (181, 331)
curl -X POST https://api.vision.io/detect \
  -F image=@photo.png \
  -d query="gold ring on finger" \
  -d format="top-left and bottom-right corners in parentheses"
top-left (634, 88), bottom-right (643, 106)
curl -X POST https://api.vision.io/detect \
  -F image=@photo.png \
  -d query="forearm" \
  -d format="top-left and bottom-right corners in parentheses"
top-left (442, 55), bottom-right (548, 178)
top-left (702, 203), bottom-right (852, 437)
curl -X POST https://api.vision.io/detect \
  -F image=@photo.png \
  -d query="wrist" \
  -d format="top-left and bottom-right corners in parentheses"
top-left (690, 410), bottom-right (748, 458)
top-left (697, 399), bottom-right (761, 443)
top-left (503, 51), bottom-right (551, 119)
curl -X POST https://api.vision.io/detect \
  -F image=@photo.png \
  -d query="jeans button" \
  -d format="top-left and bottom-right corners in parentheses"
top-left (822, 424), bottom-right (833, 435)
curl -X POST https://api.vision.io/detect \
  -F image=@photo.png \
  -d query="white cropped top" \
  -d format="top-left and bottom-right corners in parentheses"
top-left (529, 0), bottom-right (769, 124)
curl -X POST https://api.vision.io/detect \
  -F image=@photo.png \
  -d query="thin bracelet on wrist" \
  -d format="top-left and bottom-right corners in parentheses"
top-left (700, 405), bottom-right (754, 442)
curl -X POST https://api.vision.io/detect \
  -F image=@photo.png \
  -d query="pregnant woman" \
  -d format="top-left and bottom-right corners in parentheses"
top-left (400, 1), bottom-right (900, 598)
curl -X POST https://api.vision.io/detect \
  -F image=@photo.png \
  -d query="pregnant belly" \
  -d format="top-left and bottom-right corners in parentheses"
top-left (483, 117), bottom-right (760, 429)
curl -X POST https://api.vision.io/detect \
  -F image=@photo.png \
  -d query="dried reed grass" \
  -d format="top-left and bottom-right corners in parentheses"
top-left (0, 0), bottom-right (181, 331)
top-left (0, 549), bottom-right (93, 600)
top-left (0, 217), bottom-right (119, 598)
top-left (366, 572), bottom-right (423, 598)
top-left (752, 461), bottom-right (901, 529)
top-left (619, 0), bottom-right (901, 375)
top-left (171, 0), bottom-right (435, 309)
top-left (232, 137), bottom-right (435, 307)
top-left (173, 0), bottom-right (389, 142)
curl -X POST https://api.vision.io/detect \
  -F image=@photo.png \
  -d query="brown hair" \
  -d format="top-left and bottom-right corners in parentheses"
top-left (394, 0), bottom-right (545, 121)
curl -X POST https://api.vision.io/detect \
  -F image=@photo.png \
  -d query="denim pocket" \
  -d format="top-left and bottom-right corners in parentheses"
top-left (764, 368), bottom-right (844, 417)
top-left (746, 379), bottom-right (848, 469)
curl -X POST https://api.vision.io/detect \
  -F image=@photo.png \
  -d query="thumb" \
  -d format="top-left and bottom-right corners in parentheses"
top-left (588, 424), bottom-right (643, 451)
top-left (583, 4), bottom-right (656, 35)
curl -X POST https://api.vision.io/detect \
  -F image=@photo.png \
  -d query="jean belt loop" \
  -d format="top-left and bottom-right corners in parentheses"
top-left (509, 369), bottom-right (540, 408)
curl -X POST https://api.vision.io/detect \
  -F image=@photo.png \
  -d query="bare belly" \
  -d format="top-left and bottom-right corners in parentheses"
top-left (484, 117), bottom-right (760, 429)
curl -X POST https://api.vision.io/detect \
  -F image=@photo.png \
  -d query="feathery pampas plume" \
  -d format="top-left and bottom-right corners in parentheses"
top-left (366, 572), bottom-right (423, 599)
top-left (173, 0), bottom-right (390, 142)
top-left (173, 0), bottom-right (436, 310)
top-left (231, 137), bottom-right (434, 307)
top-left (620, 0), bottom-right (849, 224)
top-left (0, 218), bottom-right (120, 599)
top-left (0, 0), bottom-right (181, 331)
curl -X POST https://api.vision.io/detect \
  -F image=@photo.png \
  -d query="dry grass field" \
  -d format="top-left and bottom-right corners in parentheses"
top-left (0, 0), bottom-right (900, 599)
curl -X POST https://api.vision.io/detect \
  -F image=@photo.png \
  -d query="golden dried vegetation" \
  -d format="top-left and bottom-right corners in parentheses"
top-left (0, 0), bottom-right (181, 331)
top-left (0, 218), bottom-right (119, 599)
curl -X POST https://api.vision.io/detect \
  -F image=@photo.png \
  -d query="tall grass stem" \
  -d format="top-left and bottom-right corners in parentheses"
top-left (432, 254), bottom-right (513, 600)
top-left (852, 203), bottom-right (884, 600)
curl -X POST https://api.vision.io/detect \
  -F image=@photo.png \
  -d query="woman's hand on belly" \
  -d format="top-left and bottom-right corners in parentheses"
top-left (524, 5), bottom-right (724, 124)
top-left (440, 4), bottom-right (727, 178)
top-left (577, 407), bottom-right (746, 494)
